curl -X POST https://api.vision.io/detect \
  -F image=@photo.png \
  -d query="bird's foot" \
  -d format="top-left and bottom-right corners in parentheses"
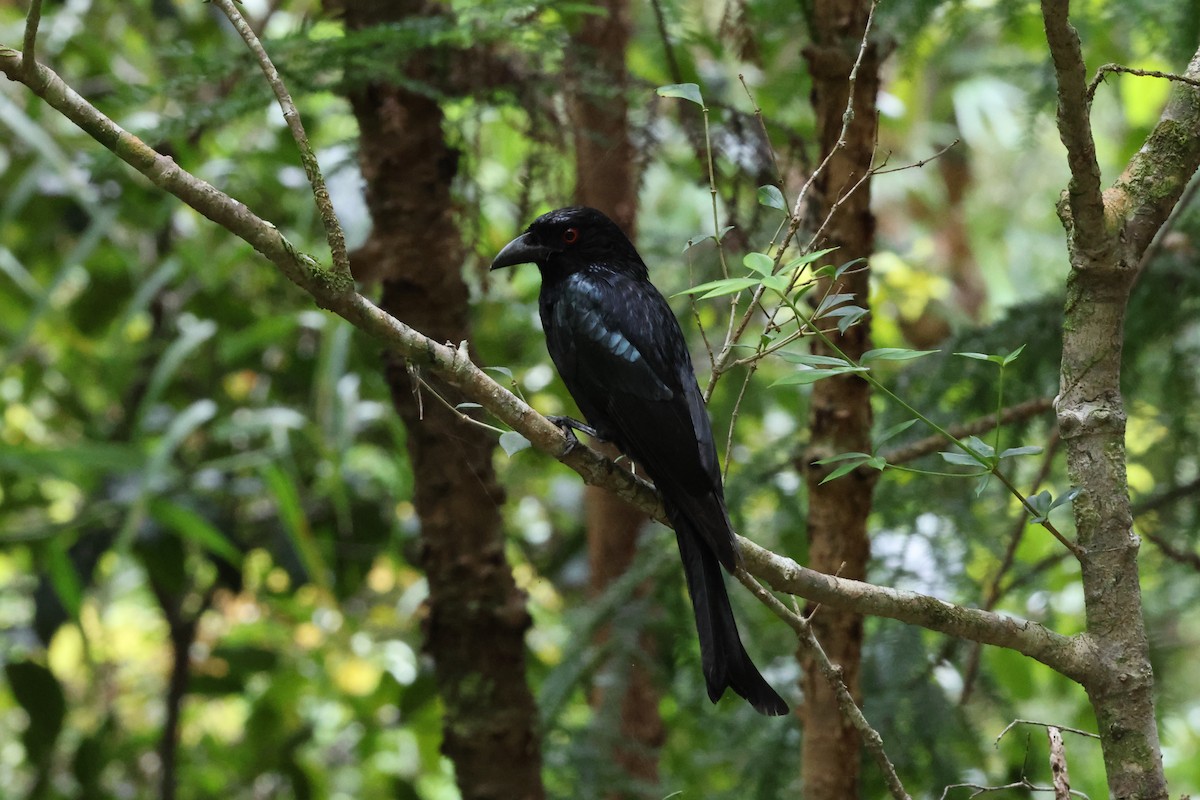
top-left (547, 415), bottom-right (600, 457)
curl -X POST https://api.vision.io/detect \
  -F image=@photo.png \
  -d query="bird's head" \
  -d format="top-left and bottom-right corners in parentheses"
top-left (490, 206), bottom-right (647, 278)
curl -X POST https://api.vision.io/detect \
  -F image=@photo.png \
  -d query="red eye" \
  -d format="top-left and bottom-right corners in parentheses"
top-left (562, 227), bottom-right (580, 245)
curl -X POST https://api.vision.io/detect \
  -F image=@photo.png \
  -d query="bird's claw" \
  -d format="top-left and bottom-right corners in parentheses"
top-left (547, 415), bottom-right (598, 457)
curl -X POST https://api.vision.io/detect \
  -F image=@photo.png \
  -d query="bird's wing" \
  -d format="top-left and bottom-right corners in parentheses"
top-left (549, 270), bottom-right (737, 567)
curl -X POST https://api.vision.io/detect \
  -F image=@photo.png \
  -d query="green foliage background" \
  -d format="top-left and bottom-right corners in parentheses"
top-left (1, 0), bottom-right (1199, 797)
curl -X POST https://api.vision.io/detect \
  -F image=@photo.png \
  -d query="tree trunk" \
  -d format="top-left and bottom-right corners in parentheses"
top-left (800, 3), bottom-right (882, 798)
top-left (337, 3), bottom-right (544, 798)
top-left (1041, 8), bottom-right (1200, 799)
top-left (567, 0), bottom-right (665, 791)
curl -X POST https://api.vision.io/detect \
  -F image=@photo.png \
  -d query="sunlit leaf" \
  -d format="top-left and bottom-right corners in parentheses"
top-left (674, 277), bottom-right (760, 299)
top-left (656, 82), bottom-right (703, 105)
top-left (743, 251), bottom-right (775, 276)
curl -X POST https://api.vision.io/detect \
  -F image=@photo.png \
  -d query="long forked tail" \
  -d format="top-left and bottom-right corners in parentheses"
top-left (673, 520), bottom-right (789, 716)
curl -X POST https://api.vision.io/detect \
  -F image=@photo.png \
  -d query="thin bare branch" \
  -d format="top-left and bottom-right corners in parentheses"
top-left (1086, 63), bottom-right (1200, 105)
top-left (210, 0), bottom-right (351, 278)
top-left (734, 567), bottom-right (912, 800)
top-left (995, 719), bottom-right (1100, 743)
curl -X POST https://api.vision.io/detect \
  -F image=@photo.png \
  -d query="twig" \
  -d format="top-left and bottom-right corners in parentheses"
top-left (995, 718), bottom-right (1100, 744)
top-left (21, 0), bottom-right (42, 82)
top-left (1086, 63), bottom-right (1200, 105)
top-left (959, 433), bottom-right (1062, 703)
top-left (703, 0), bottom-right (879, 403)
top-left (210, 0), bottom-right (351, 278)
top-left (734, 567), bottom-right (913, 800)
top-left (873, 139), bottom-right (961, 174)
top-left (881, 397), bottom-right (1054, 465)
top-left (939, 778), bottom-right (1091, 800)
top-left (1141, 530), bottom-right (1200, 571)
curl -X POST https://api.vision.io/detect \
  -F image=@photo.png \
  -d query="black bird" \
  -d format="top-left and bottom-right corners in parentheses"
top-left (491, 206), bottom-right (788, 716)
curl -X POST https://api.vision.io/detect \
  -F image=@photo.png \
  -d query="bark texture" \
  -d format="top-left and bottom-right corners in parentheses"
top-left (567, 1), bottom-right (665, 790)
top-left (800, 3), bottom-right (882, 798)
top-left (338, 3), bottom-right (544, 798)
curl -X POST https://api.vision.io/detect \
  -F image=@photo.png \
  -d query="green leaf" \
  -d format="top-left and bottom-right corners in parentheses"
top-left (499, 431), bottom-right (531, 456)
top-left (835, 257), bottom-right (868, 278)
top-left (260, 463), bottom-right (329, 591)
top-left (785, 247), bottom-right (839, 273)
top-left (656, 82), bottom-right (703, 105)
top-left (1027, 489), bottom-right (1053, 523)
top-left (833, 306), bottom-right (869, 333)
top-left (149, 499), bottom-right (243, 566)
top-left (673, 276), bottom-right (760, 299)
top-left (771, 366), bottom-right (867, 386)
top-left (757, 185), bottom-right (787, 212)
top-left (874, 418), bottom-right (918, 449)
top-left (940, 450), bottom-right (984, 466)
top-left (954, 351), bottom-right (993, 362)
top-left (963, 436), bottom-right (995, 457)
top-left (760, 275), bottom-right (791, 294)
top-left (43, 540), bottom-right (83, 622)
top-left (1050, 486), bottom-right (1081, 511)
top-left (820, 461), bottom-right (865, 484)
top-left (814, 292), bottom-right (855, 317)
top-left (1002, 344), bottom-right (1027, 365)
top-left (814, 451), bottom-right (873, 465)
top-left (484, 366), bottom-right (514, 380)
top-left (743, 251), bottom-right (775, 276)
top-left (776, 352), bottom-right (855, 368)
top-left (682, 226), bottom-right (734, 252)
top-left (999, 445), bottom-right (1044, 459)
top-left (860, 348), bottom-right (940, 362)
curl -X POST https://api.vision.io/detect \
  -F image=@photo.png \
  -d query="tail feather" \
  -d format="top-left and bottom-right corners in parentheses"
top-left (672, 518), bottom-right (789, 716)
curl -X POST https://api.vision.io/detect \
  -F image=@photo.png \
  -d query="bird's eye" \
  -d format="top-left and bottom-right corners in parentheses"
top-left (562, 227), bottom-right (580, 245)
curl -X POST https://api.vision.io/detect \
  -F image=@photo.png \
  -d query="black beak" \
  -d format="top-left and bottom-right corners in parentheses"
top-left (490, 231), bottom-right (554, 271)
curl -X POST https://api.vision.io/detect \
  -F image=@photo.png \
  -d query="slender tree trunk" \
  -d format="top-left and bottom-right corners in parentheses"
top-left (335, 3), bottom-right (544, 798)
top-left (566, 1), bottom-right (665, 791)
top-left (1041, 7), bottom-right (1200, 798)
top-left (800, 3), bottom-right (882, 798)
